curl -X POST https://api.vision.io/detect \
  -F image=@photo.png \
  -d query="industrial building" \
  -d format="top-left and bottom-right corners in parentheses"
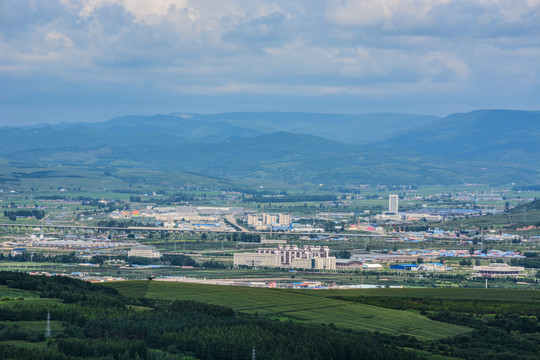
top-left (390, 264), bottom-right (419, 271)
top-left (234, 245), bottom-right (336, 270)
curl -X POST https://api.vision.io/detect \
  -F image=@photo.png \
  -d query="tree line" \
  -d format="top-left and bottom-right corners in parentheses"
top-left (3, 209), bottom-right (45, 221)
top-left (0, 271), bottom-right (420, 360)
top-left (243, 194), bottom-right (337, 203)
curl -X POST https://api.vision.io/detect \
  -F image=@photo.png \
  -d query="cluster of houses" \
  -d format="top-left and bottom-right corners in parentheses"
top-left (2, 233), bottom-right (137, 252)
top-left (390, 263), bottom-right (449, 272)
top-left (110, 206), bottom-right (241, 232)
top-left (388, 248), bottom-right (526, 259)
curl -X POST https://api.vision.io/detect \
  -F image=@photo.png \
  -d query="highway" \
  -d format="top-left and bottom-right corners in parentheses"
top-left (0, 223), bottom-right (384, 238)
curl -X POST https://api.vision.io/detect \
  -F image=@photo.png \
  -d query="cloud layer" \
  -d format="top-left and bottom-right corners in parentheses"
top-left (1, 0), bottom-right (539, 124)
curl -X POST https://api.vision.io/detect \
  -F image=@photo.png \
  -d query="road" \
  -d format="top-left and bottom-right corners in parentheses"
top-left (225, 215), bottom-right (249, 232)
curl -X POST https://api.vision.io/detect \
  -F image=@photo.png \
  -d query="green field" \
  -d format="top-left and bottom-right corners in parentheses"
top-left (0, 285), bottom-right (39, 300)
top-left (108, 280), bottom-right (470, 341)
top-left (304, 287), bottom-right (540, 302)
top-left (0, 320), bottom-right (63, 333)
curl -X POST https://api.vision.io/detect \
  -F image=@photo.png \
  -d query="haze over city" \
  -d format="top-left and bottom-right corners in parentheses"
top-left (1, 0), bottom-right (539, 125)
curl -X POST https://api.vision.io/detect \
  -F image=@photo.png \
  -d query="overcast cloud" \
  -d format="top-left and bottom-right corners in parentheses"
top-left (0, 0), bottom-right (539, 125)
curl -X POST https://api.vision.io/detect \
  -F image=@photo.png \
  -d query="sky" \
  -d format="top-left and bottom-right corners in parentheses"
top-left (0, 0), bottom-right (539, 125)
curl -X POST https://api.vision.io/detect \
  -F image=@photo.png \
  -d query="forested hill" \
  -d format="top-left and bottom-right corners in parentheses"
top-left (1, 272), bottom-right (539, 359)
top-left (374, 109), bottom-right (540, 164)
top-left (0, 271), bottom-right (420, 360)
top-left (1, 109), bottom-right (539, 185)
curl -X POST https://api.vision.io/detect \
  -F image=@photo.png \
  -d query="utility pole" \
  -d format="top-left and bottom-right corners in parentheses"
top-left (45, 311), bottom-right (51, 338)
top-left (480, 228), bottom-right (484, 252)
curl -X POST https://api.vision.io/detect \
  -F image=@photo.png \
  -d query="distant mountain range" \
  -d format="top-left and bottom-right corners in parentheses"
top-left (2, 109), bottom-right (539, 185)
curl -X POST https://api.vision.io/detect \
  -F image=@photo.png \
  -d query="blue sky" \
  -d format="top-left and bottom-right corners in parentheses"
top-left (1, 0), bottom-right (539, 125)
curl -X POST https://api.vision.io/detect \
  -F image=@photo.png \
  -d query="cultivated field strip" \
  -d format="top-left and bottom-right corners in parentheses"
top-left (109, 281), bottom-right (470, 341)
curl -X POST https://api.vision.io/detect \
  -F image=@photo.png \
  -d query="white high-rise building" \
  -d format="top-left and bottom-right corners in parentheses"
top-left (263, 214), bottom-right (278, 225)
top-left (278, 213), bottom-right (291, 226)
top-left (389, 195), bottom-right (399, 214)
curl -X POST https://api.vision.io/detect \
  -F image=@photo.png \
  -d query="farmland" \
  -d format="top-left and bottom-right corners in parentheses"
top-left (0, 272), bottom-right (434, 359)
top-left (109, 280), bottom-right (540, 359)
top-left (109, 280), bottom-right (471, 341)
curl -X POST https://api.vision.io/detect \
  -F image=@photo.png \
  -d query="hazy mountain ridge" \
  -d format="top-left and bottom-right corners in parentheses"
top-left (375, 110), bottom-right (540, 164)
top-left (4, 112), bottom-right (442, 145)
top-left (1, 110), bottom-right (539, 185)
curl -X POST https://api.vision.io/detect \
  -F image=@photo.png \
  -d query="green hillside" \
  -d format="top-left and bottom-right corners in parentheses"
top-left (2, 110), bottom-right (540, 185)
top-left (1, 271), bottom-right (429, 360)
top-left (377, 109), bottom-right (540, 164)
top-left (109, 280), bottom-right (470, 341)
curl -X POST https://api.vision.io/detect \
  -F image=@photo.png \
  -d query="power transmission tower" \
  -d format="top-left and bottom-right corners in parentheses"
top-left (45, 311), bottom-right (51, 338)
top-left (252, 346), bottom-right (256, 360)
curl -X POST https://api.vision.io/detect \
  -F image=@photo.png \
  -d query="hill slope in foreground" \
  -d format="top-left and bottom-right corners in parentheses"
top-left (108, 281), bottom-right (470, 341)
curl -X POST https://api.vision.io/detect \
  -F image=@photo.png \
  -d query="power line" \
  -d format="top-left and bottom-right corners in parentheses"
top-left (45, 310), bottom-right (51, 338)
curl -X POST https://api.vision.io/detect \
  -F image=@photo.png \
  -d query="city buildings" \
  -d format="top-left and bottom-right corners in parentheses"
top-left (111, 206), bottom-right (242, 232)
top-left (234, 245), bottom-right (336, 270)
top-left (246, 212), bottom-right (291, 230)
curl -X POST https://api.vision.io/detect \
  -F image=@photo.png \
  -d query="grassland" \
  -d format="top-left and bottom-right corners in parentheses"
top-left (108, 280), bottom-right (470, 341)
top-left (0, 285), bottom-right (39, 300)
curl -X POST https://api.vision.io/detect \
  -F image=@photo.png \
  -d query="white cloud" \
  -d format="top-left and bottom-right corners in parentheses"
top-left (325, 0), bottom-right (540, 36)
top-left (325, 0), bottom-right (450, 29)
top-left (0, 0), bottom-right (538, 124)
top-left (46, 31), bottom-right (74, 48)
top-left (422, 52), bottom-right (471, 81)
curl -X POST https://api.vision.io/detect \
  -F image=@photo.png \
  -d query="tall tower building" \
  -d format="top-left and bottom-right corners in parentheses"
top-left (389, 195), bottom-right (399, 214)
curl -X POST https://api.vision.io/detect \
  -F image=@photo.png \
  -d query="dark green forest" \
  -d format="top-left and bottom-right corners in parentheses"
top-left (0, 271), bottom-right (539, 359)
top-left (0, 272), bottom-right (419, 360)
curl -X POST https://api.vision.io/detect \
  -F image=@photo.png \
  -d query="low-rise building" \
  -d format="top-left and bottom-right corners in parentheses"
top-left (390, 264), bottom-right (419, 271)
top-left (362, 263), bottom-right (383, 270)
top-left (128, 245), bottom-right (161, 258)
top-left (335, 259), bottom-right (363, 270)
top-left (234, 252), bottom-right (280, 267)
top-left (472, 263), bottom-right (525, 277)
top-left (419, 263), bottom-right (448, 272)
